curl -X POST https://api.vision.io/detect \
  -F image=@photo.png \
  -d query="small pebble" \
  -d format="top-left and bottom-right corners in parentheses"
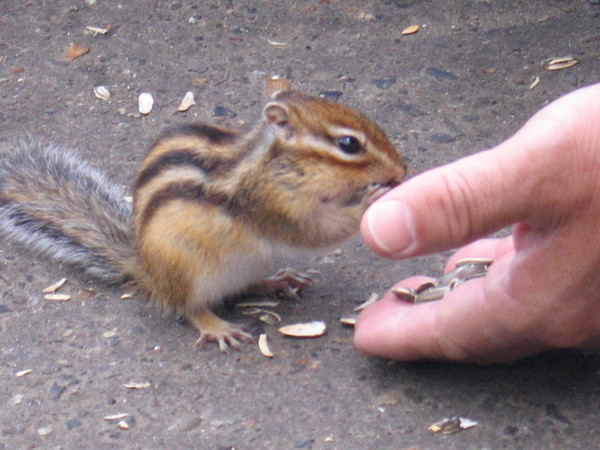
top-left (396, 102), bottom-right (426, 117)
top-left (174, 414), bottom-right (204, 432)
top-left (318, 90), bottom-right (343, 100)
top-left (49, 383), bottom-right (66, 401)
top-left (431, 133), bottom-right (456, 144)
top-left (66, 419), bottom-right (82, 430)
top-left (370, 77), bottom-right (397, 89)
top-left (425, 67), bottom-right (458, 80)
top-left (563, 71), bottom-right (579, 87)
top-left (190, 63), bottom-right (209, 73)
top-left (294, 439), bottom-right (315, 448)
top-left (213, 106), bottom-right (237, 118)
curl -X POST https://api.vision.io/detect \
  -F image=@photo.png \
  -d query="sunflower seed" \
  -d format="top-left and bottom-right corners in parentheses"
top-left (177, 91), bottom-right (195, 112)
top-left (258, 333), bottom-right (275, 357)
top-left (42, 277), bottom-right (67, 293)
top-left (44, 293), bottom-right (71, 301)
top-left (391, 286), bottom-right (416, 302)
top-left (354, 292), bottom-right (379, 311)
top-left (85, 25), bottom-right (109, 35)
top-left (414, 286), bottom-right (449, 303)
top-left (340, 315), bottom-right (357, 326)
top-left (544, 57), bottom-right (580, 71)
top-left (428, 416), bottom-right (478, 434)
top-left (454, 257), bottom-right (493, 267)
top-left (138, 92), bottom-right (154, 115)
top-left (93, 85), bottom-right (111, 101)
top-left (278, 321), bottom-right (327, 338)
top-left (529, 76), bottom-right (540, 89)
top-left (104, 413), bottom-right (129, 421)
top-left (124, 381), bottom-right (151, 389)
top-left (402, 24), bottom-right (419, 35)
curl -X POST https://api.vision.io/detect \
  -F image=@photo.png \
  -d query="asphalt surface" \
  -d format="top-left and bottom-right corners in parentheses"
top-left (1, 1), bottom-right (600, 448)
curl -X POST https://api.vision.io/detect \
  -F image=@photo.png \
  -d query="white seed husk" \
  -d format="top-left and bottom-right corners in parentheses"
top-left (278, 320), bottom-right (327, 338)
top-left (117, 420), bottom-right (131, 430)
top-left (428, 416), bottom-right (478, 434)
top-left (104, 413), bottom-right (129, 421)
top-left (354, 292), bottom-right (379, 311)
top-left (177, 91), bottom-right (195, 112)
top-left (258, 333), bottom-right (275, 357)
top-left (124, 381), bottom-right (151, 389)
top-left (44, 293), bottom-right (71, 301)
top-left (236, 300), bottom-right (281, 308)
top-left (391, 286), bottom-right (416, 302)
top-left (340, 315), bottom-right (357, 326)
top-left (267, 39), bottom-right (287, 47)
top-left (86, 25), bottom-right (109, 35)
top-left (529, 76), bottom-right (540, 89)
top-left (454, 257), bottom-right (493, 267)
top-left (42, 277), bottom-right (67, 293)
top-left (257, 310), bottom-right (281, 325)
top-left (138, 92), bottom-right (154, 114)
top-left (402, 24), bottom-right (419, 35)
top-left (93, 85), bottom-right (111, 101)
top-left (102, 329), bottom-right (117, 338)
top-left (544, 57), bottom-right (579, 71)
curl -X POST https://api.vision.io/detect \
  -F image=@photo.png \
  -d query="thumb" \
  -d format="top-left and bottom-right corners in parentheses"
top-left (361, 120), bottom-right (558, 258)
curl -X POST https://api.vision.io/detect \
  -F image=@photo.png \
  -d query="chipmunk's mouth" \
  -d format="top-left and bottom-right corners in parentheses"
top-left (320, 180), bottom-right (400, 207)
top-left (365, 181), bottom-right (396, 205)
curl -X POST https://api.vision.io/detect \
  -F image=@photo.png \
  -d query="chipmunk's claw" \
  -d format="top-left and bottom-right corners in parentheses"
top-left (189, 310), bottom-right (254, 353)
top-left (246, 268), bottom-right (314, 300)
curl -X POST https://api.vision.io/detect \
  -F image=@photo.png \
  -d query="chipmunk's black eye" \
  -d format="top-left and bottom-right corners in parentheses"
top-left (336, 136), bottom-right (363, 155)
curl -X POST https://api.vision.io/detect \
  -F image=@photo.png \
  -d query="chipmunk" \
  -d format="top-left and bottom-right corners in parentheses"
top-left (0, 81), bottom-right (406, 351)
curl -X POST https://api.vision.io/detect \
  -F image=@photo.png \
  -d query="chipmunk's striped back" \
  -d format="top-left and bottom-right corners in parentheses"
top-left (132, 124), bottom-right (243, 237)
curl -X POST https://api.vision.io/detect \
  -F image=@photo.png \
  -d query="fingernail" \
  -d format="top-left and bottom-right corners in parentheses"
top-left (365, 199), bottom-right (413, 257)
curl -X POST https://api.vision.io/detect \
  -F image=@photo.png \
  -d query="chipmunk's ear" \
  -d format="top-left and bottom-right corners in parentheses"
top-left (263, 102), bottom-right (294, 139)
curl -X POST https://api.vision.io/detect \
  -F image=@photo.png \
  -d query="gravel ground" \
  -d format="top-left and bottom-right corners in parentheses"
top-left (1, 1), bottom-right (600, 448)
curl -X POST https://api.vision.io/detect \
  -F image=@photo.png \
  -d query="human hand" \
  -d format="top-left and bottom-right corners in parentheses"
top-left (355, 83), bottom-right (600, 363)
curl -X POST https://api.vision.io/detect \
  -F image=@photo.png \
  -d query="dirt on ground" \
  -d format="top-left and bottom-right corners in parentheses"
top-left (1, 0), bottom-right (600, 448)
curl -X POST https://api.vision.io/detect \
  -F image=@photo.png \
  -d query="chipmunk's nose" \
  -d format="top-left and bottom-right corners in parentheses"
top-left (388, 163), bottom-right (407, 188)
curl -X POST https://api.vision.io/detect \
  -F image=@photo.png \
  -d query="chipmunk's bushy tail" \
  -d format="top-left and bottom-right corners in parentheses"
top-left (0, 137), bottom-right (137, 283)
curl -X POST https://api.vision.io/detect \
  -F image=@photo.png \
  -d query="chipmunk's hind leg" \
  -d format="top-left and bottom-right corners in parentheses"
top-left (188, 309), bottom-right (254, 352)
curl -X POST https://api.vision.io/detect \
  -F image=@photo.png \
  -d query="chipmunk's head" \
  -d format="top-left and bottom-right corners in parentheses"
top-left (254, 87), bottom-right (406, 247)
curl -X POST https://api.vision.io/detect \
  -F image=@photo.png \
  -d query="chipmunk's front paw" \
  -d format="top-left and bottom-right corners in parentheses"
top-left (247, 268), bottom-right (314, 301)
top-left (189, 310), bottom-right (254, 353)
